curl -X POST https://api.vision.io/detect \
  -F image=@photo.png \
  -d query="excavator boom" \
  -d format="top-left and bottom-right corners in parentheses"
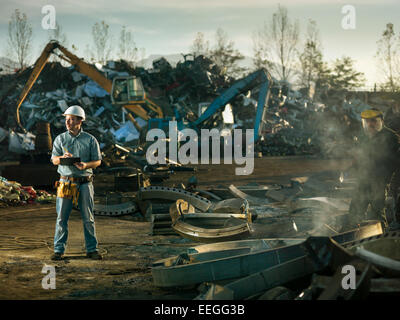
top-left (193, 68), bottom-right (272, 142)
top-left (15, 40), bottom-right (162, 132)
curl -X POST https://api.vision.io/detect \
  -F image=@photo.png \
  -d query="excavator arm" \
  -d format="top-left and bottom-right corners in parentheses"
top-left (15, 40), bottom-right (163, 132)
top-left (15, 41), bottom-right (57, 132)
top-left (147, 68), bottom-right (272, 143)
top-left (15, 40), bottom-right (114, 132)
top-left (192, 68), bottom-right (272, 142)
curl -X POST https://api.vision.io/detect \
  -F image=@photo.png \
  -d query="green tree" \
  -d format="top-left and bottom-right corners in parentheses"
top-left (298, 20), bottom-right (324, 92)
top-left (329, 56), bottom-right (365, 90)
top-left (315, 60), bottom-right (331, 91)
top-left (7, 9), bottom-right (33, 69)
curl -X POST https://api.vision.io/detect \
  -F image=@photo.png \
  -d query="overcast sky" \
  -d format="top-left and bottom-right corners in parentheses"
top-left (1, 0), bottom-right (400, 87)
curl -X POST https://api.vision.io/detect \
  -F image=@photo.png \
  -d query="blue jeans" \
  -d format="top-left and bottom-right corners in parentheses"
top-left (54, 180), bottom-right (98, 254)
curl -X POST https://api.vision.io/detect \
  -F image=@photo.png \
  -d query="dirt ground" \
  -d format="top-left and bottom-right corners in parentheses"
top-left (0, 156), bottom-right (351, 300)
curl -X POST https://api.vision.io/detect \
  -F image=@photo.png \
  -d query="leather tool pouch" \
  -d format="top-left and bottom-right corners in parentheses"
top-left (56, 181), bottom-right (79, 206)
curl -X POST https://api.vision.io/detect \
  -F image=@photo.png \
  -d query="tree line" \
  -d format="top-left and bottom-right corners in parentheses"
top-left (4, 5), bottom-right (400, 95)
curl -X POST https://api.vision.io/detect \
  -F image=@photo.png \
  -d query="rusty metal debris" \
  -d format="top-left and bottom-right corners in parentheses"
top-left (93, 201), bottom-right (137, 216)
top-left (228, 184), bottom-right (268, 206)
top-left (169, 199), bottom-right (252, 243)
top-left (137, 186), bottom-right (212, 212)
top-left (1, 46), bottom-right (397, 168)
top-left (152, 236), bottom-right (306, 288)
top-left (151, 221), bottom-right (384, 290)
top-left (186, 238), bottom-right (303, 255)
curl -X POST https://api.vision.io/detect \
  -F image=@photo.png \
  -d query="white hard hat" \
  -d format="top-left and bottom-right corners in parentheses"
top-left (63, 105), bottom-right (86, 121)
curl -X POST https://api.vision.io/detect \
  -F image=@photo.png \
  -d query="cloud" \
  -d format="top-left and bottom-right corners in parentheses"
top-left (0, 0), bottom-right (398, 86)
top-left (1, 0), bottom-right (398, 25)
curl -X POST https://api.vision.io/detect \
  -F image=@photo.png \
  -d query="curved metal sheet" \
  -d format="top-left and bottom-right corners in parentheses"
top-left (331, 220), bottom-right (383, 244)
top-left (151, 221), bottom-right (383, 288)
top-left (170, 200), bottom-right (251, 243)
top-left (138, 186), bottom-right (212, 212)
top-left (188, 238), bottom-right (304, 254)
top-left (94, 201), bottom-right (137, 216)
top-left (228, 184), bottom-right (267, 206)
top-left (152, 237), bottom-right (307, 287)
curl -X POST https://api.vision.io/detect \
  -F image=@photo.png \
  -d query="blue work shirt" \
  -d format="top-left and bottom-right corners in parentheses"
top-left (51, 129), bottom-right (102, 177)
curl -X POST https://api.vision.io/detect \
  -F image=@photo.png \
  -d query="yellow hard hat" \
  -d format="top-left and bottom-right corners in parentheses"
top-left (361, 109), bottom-right (383, 119)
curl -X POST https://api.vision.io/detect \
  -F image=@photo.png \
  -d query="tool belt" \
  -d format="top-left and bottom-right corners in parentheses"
top-left (55, 181), bottom-right (79, 206)
top-left (60, 175), bottom-right (93, 184)
top-left (54, 176), bottom-right (93, 205)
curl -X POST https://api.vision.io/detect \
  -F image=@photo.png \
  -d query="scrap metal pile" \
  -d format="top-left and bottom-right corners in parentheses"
top-left (1, 52), bottom-right (396, 162)
top-left (1, 51), bottom-right (399, 299)
top-left (129, 169), bottom-right (400, 300)
top-left (0, 176), bottom-right (56, 207)
top-left (145, 181), bottom-right (400, 300)
top-left (136, 170), bottom-right (355, 239)
top-left (164, 231), bottom-right (400, 300)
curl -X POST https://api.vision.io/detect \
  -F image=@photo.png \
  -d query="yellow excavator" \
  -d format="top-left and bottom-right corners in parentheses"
top-left (15, 40), bottom-right (164, 132)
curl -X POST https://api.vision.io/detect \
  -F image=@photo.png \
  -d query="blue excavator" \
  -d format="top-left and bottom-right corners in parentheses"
top-left (147, 68), bottom-right (273, 144)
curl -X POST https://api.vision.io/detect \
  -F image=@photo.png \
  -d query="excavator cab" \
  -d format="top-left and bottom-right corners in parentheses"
top-left (110, 75), bottom-right (164, 121)
top-left (111, 76), bottom-right (146, 104)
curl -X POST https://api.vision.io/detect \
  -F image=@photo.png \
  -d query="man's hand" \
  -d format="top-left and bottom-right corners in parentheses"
top-left (62, 152), bottom-right (73, 158)
top-left (52, 152), bottom-right (74, 165)
top-left (73, 160), bottom-right (101, 170)
top-left (74, 162), bottom-right (87, 170)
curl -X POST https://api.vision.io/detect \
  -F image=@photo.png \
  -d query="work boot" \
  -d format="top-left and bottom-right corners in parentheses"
top-left (51, 252), bottom-right (64, 261)
top-left (86, 251), bottom-right (103, 260)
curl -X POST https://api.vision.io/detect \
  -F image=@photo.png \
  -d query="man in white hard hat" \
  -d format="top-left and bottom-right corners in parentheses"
top-left (50, 105), bottom-right (103, 260)
top-left (346, 108), bottom-right (400, 230)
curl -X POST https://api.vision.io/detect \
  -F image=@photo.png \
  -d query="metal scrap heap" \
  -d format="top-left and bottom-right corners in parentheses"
top-left (1, 54), bottom-right (398, 161)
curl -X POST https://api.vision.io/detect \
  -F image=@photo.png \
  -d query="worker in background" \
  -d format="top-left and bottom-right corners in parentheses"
top-left (347, 108), bottom-right (400, 230)
top-left (384, 102), bottom-right (400, 230)
top-left (50, 105), bottom-right (102, 260)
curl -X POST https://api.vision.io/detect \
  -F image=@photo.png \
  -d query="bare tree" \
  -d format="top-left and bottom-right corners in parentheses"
top-left (298, 20), bottom-right (324, 93)
top-left (91, 20), bottom-right (113, 65)
top-left (118, 26), bottom-right (139, 66)
top-left (253, 4), bottom-right (299, 82)
top-left (252, 29), bottom-right (273, 71)
top-left (48, 22), bottom-right (68, 47)
top-left (136, 48), bottom-right (146, 67)
top-left (45, 22), bottom-right (69, 65)
top-left (190, 32), bottom-right (210, 57)
top-left (376, 23), bottom-right (400, 92)
top-left (7, 9), bottom-right (33, 69)
top-left (210, 27), bottom-right (245, 78)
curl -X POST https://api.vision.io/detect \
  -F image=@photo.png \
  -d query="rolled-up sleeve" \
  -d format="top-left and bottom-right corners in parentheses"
top-left (51, 135), bottom-right (63, 162)
top-left (90, 137), bottom-right (102, 161)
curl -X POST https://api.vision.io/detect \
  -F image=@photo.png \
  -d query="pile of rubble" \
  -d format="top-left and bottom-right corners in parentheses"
top-left (0, 176), bottom-right (56, 207)
top-left (0, 54), bottom-right (398, 162)
top-left (141, 175), bottom-right (400, 300)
